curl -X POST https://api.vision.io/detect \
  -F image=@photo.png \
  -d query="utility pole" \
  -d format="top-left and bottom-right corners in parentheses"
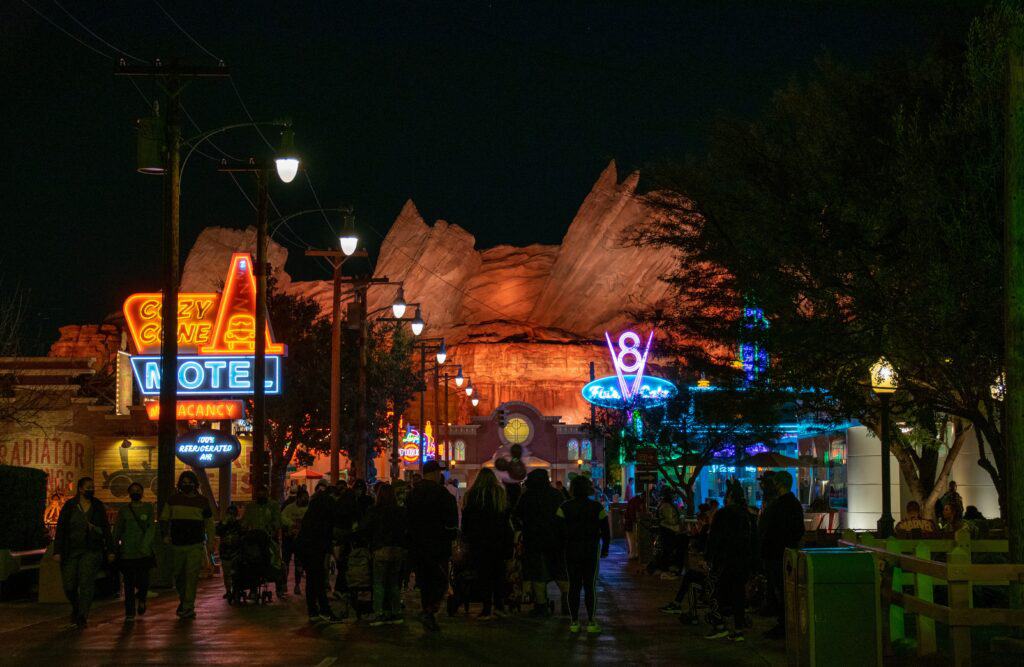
top-left (116, 61), bottom-right (229, 513)
top-left (1004, 19), bottom-right (1024, 609)
top-left (306, 248), bottom-right (367, 483)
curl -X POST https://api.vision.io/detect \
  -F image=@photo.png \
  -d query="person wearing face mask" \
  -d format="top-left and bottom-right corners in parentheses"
top-left (113, 482), bottom-right (156, 623)
top-left (52, 477), bottom-right (114, 628)
top-left (281, 488), bottom-right (309, 594)
top-left (160, 471), bottom-right (214, 619)
top-left (242, 485), bottom-right (285, 598)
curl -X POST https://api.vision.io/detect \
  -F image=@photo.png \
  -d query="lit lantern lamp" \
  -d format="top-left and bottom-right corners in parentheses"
top-left (465, 380), bottom-right (474, 397)
top-left (410, 307), bottom-right (425, 336)
top-left (991, 372), bottom-right (1006, 402)
top-left (868, 355), bottom-right (897, 538)
top-left (436, 341), bottom-right (447, 365)
top-left (869, 356), bottom-right (897, 394)
top-left (455, 368), bottom-right (464, 388)
top-left (391, 286), bottom-right (407, 319)
top-left (274, 126), bottom-right (300, 183)
top-left (338, 210), bottom-right (358, 257)
top-left (471, 396), bottom-right (479, 407)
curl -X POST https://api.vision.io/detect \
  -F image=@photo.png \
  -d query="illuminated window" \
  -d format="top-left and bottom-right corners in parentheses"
top-left (567, 439), bottom-right (579, 460)
top-left (502, 417), bottom-right (531, 445)
top-left (582, 440), bottom-right (592, 460)
top-left (454, 440), bottom-right (466, 462)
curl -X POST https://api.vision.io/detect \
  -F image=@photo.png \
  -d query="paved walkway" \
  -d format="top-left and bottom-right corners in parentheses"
top-left (1, 541), bottom-right (786, 666)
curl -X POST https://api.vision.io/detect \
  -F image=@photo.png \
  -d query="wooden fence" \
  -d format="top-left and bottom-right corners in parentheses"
top-left (839, 529), bottom-right (1024, 666)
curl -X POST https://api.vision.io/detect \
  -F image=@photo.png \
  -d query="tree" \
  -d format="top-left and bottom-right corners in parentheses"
top-left (634, 9), bottom-right (1013, 518)
top-left (338, 321), bottom-right (421, 482)
top-left (264, 281), bottom-right (332, 500)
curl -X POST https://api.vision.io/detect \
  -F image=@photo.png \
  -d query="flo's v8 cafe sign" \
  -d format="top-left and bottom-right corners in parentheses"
top-left (124, 253), bottom-right (286, 398)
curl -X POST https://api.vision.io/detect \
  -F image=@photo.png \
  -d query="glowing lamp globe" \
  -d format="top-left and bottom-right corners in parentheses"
top-left (455, 369), bottom-right (464, 387)
top-left (465, 380), bottom-right (474, 397)
top-left (391, 286), bottom-right (407, 319)
top-left (274, 127), bottom-right (300, 183)
top-left (869, 356), bottom-right (898, 395)
top-left (410, 307), bottom-right (424, 336)
top-left (436, 342), bottom-right (447, 365)
top-left (471, 396), bottom-right (480, 407)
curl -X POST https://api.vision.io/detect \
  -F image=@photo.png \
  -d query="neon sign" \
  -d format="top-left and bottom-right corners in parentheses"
top-left (401, 426), bottom-right (433, 463)
top-left (175, 429), bottom-right (242, 468)
top-left (130, 355), bottom-right (281, 396)
top-left (123, 253), bottom-right (286, 400)
top-left (145, 400), bottom-right (245, 421)
top-left (582, 330), bottom-right (677, 410)
top-left (123, 253), bottom-right (285, 356)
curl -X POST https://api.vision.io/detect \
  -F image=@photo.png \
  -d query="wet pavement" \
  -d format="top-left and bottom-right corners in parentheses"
top-left (0, 541), bottom-right (786, 666)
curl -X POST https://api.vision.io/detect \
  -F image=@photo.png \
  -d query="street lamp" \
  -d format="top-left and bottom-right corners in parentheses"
top-left (410, 307), bottom-right (425, 336)
top-left (392, 286), bottom-right (407, 319)
top-left (338, 210), bottom-right (358, 257)
top-left (274, 126), bottom-right (300, 183)
top-left (471, 396), bottom-right (480, 407)
top-left (436, 341), bottom-right (447, 365)
top-left (465, 379), bottom-right (474, 397)
top-left (869, 356), bottom-right (897, 538)
top-left (455, 368), bottom-right (464, 388)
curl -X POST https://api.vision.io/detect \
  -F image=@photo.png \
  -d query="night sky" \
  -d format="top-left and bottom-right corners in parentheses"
top-left (3, 1), bottom-right (977, 350)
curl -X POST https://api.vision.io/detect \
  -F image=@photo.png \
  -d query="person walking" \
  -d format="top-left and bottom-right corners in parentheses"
top-left (758, 470), bottom-right (804, 639)
top-left (704, 480), bottom-right (755, 642)
top-left (557, 475), bottom-right (610, 635)
top-left (406, 460), bottom-right (459, 633)
top-left (242, 485), bottom-right (286, 598)
top-left (160, 471), bottom-right (214, 619)
top-left (215, 504), bottom-right (243, 600)
top-left (281, 488), bottom-right (309, 594)
top-left (113, 482), bottom-right (156, 623)
top-left (624, 490), bottom-right (646, 561)
top-left (656, 488), bottom-right (685, 575)
top-left (297, 480), bottom-right (344, 624)
top-left (52, 477), bottom-right (113, 628)
top-left (461, 468), bottom-right (514, 620)
top-left (360, 483), bottom-right (406, 625)
top-left (513, 469), bottom-right (570, 617)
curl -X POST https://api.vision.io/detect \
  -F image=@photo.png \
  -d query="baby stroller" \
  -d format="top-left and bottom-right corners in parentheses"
top-left (344, 543), bottom-right (373, 619)
top-left (230, 529), bottom-right (279, 605)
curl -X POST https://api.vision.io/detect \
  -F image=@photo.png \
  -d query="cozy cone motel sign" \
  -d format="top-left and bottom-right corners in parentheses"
top-left (123, 253), bottom-right (286, 407)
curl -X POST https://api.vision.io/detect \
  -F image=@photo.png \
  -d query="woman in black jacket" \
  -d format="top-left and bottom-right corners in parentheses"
top-left (360, 483), bottom-right (407, 625)
top-left (52, 477), bottom-right (113, 628)
top-left (461, 468), bottom-right (514, 620)
top-left (704, 479), bottom-right (755, 642)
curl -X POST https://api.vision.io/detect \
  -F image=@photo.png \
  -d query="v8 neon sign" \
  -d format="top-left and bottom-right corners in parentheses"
top-left (605, 330), bottom-right (655, 402)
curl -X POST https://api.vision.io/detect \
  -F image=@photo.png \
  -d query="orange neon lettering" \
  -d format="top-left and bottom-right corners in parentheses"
top-left (201, 253), bottom-right (285, 355)
top-left (145, 400), bottom-right (244, 421)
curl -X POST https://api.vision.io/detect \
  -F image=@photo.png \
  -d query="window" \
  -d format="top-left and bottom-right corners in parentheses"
top-left (502, 417), bottom-right (531, 445)
top-left (582, 440), bottom-right (592, 460)
top-left (567, 439), bottom-right (579, 460)
top-left (454, 440), bottom-right (466, 462)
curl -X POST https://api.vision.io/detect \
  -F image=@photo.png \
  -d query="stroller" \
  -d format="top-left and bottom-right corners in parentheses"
top-left (230, 529), bottom-right (280, 605)
top-left (343, 543), bottom-right (373, 619)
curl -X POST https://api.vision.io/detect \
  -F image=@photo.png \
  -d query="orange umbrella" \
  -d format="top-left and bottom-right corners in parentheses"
top-left (289, 468), bottom-right (324, 481)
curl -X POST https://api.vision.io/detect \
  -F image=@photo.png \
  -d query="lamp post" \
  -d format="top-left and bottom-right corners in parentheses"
top-left (439, 365), bottom-right (466, 463)
top-left (217, 127), bottom-right (300, 492)
top-left (869, 356), bottom-right (898, 538)
top-left (412, 339), bottom-right (446, 463)
top-left (377, 305), bottom-right (423, 480)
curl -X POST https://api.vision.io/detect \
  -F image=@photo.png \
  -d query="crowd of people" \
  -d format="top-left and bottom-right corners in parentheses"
top-left (633, 471), bottom-right (805, 643)
top-left (52, 461), bottom-right (611, 635)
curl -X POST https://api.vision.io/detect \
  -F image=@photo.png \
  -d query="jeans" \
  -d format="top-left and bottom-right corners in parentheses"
top-left (171, 543), bottom-right (204, 613)
top-left (566, 552), bottom-right (599, 624)
top-left (372, 557), bottom-right (402, 617)
top-left (282, 536), bottom-right (303, 589)
top-left (304, 550), bottom-right (333, 617)
top-left (120, 558), bottom-right (151, 617)
top-left (474, 555), bottom-right (506, 615)
top-left (61, 550), bottom-right (102, 620)
top-left (413, 557), bottom-right (449, 614)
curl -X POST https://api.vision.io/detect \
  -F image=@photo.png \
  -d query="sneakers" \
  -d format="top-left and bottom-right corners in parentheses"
top-left (569, 622), bottom-right (581, 633)
top-left (587, 621), bottom-right (601, 634)
top-left (705, 627), bottom-right (729, 640)
top-left (659, 602), bottom-right (683, 615)
top-left (368, 615), bottom-right (388, 627)
top-left (385, 615), bottom-right (404, 625)
top-left (727, 631), bottom-right (745, 642)
top-left (324, 614), bottom-right (345, 624)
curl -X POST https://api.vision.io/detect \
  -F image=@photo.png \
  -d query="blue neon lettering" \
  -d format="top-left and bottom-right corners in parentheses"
top-left (229, 360), bottom-right (250, 389)
top-left (178, 361), bottom-right (204, 390)
top-left (144, 362), bottom-right (160, 390)
top-left (205, 360), bottom-right (226, 389)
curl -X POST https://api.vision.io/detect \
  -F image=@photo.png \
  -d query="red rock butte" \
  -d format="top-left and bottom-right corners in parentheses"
top-left (54, 161), bottom-right (678, 424)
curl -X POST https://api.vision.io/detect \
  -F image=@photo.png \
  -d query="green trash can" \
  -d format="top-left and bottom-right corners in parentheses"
top-left (785, 547), bottom-right (880, 667)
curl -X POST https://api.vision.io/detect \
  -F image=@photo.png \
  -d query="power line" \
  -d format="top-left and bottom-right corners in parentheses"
top-left (149, 0), bottom-right (222, 63)
top-left (52, 0), bottom-right (146, 63)
top-left (21, 0), bottom-right (111, 60)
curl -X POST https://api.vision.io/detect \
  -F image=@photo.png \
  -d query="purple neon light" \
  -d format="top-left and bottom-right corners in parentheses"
top-left (605, 330), bottom-right (655, 402)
